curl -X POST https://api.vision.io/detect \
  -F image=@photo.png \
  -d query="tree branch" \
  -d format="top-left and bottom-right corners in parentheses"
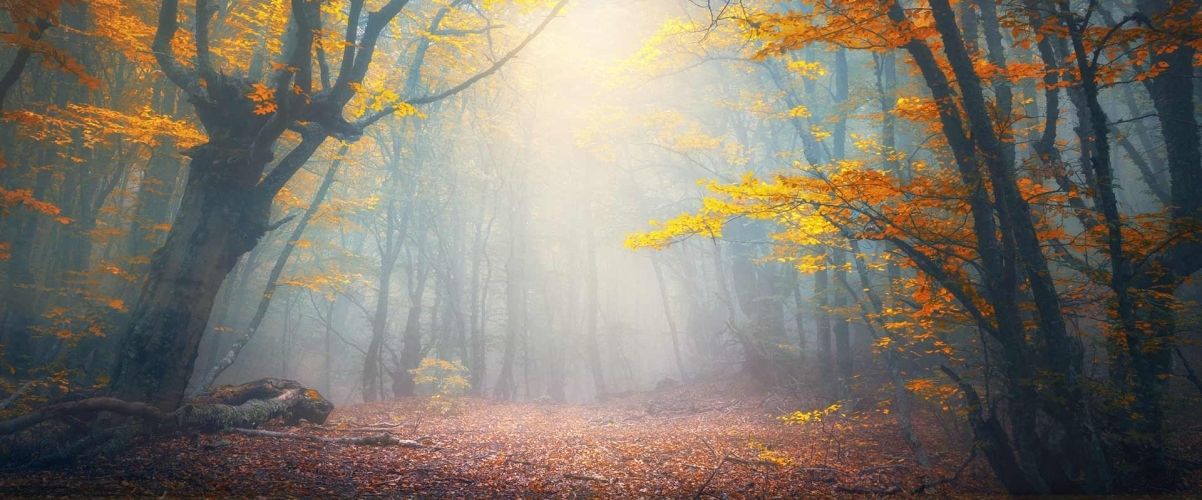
top-left (194, 0), bottom-right (219, 85)
top-left (333, 0), bottom-right (366, 91)
top-left (356, 0), bottom-right (568, 128)
top-left (153, 0), bottom-right (201, 96)
top-left (0, 19), bottom-right (52, 110)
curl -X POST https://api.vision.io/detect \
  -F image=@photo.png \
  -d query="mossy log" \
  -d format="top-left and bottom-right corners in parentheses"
top-left (0, 378), bottom-right (334, 437)
top-left (181, 378), bottom-right (334, 429)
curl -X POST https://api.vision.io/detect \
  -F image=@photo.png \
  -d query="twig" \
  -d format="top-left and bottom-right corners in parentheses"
top-left (230, 428), bottom-right (423, 447)
top-left (564, 473), bottom-right (606, 482)
top-left (362, 421), bottom-right (408, 429)
top-left (699, 437), bottom-right (718, 459)
top-left (265, 214), bottom-right (298, 232)
top-left (693, 455), bottom-right (729, 500)
top-left (506, 459), bottom-right (551, 469)
top-left (836, 485), bottom-right (903, 495)
top-left (726, 456), bottom-right (779, 468)
top-left (794, 466), bottom-right (844, 475)
top-left (857, 463), bottom-right (914, 475)
top-left (1175, 348), bottom-right (1202, 398)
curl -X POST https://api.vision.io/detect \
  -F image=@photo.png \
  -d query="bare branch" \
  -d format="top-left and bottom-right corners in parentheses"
top-left (333, 0), bottom-right (366, 90)
top-left (152, 0), bottom-right (201, 94)
top-left (357, 0), bottom-right (569, 128)
top-left (195, 0), bottom-right (219, 84)
top-left (255, 128), bottom-right (329, 201)
top-left (0, 19), bottom-right (51, 110)
top-left (345, 0), bottom-right (413, 90)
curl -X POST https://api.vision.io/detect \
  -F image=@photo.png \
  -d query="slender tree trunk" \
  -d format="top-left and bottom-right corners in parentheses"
top-left (2, 165), bottom-right (51, 374)
top-left (494, 185), bottom-right (527, 400)
top-left (831, 249), bottom-right (852, 398)
top-left (582, 203), bottom-right (606, 400)
top-left (814, 264), bottom-right (832, 382)
top-left (651, 254), bottom-right (688, 382)
top-left (0, 20), bottom-right (52, 110)
top-left (394, 230), bottom-right (431, 398)
top-left (831, 48), bottom-right (852, 399)
top-left (468, 199), bottom-right (495, 394)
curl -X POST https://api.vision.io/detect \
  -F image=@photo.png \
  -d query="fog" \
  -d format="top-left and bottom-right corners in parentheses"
top-left (198, 0), bottom-right (750, 404)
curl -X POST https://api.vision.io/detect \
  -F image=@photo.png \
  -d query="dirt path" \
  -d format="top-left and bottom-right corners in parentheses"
top-left (0, 379), bottom-right (992, 498)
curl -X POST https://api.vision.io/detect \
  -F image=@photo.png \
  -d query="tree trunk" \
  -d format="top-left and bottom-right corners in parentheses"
top-left (2, 165), bottom-right (51, 374)
top-left (651, 254), bottom-right (688, 382)
top-left (467, 192), bottom-right (496, 394)
top-left (814, 263), bottom-right (832, 382)
top-left (109, 141), bottom-right (277, 412)
top-left (194, 146), bottom-right (347, 394)
top-left (494, 184), bottom-right (528, 400)
top-left (393, 239), bottom-right (431, 398)
top-left (582, 203), bottom-right (606, 400)
top-left (831, 49), bottom-right (852, 398)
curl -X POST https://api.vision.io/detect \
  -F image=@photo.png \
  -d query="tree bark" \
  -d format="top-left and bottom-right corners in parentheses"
top-left (194, 145), bottom-right (348, 394)
top-left (109, 139), bottom-right (278, 411)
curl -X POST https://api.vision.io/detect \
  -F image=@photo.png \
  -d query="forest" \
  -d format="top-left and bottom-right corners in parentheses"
top-left (0, 0), bottom-right (1200, 497)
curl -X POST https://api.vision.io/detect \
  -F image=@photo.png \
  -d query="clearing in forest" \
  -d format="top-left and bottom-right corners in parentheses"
top-left (0, 378), bottom-right (1001, 498)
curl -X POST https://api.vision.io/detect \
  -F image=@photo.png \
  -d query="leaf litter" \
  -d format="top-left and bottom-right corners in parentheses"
top-left (0, 377), bottom-right (1015, 498)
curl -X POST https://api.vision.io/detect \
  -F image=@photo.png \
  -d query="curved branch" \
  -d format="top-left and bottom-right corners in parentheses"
top-left (255, 128), bottom-right (329, 201)
top-left (0, 19), bottom-right (52, 110)
top-left (195, 0), bottom-right (219, 84)
top-left (886, 237), bottom-right (1001, 339)
top-left (356, 0), bottom-right (569, 129)
top-left (152, 0), bottom-right (200, 95)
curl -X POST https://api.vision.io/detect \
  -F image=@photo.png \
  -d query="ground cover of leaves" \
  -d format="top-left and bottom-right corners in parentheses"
top-left (0, 377), bottom-right (1094, 498)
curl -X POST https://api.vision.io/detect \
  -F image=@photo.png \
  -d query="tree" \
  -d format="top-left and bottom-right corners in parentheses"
top-left (629, 0), bottom-right (1202, 493)
top-left (108, 0), bottom-right (567, 411)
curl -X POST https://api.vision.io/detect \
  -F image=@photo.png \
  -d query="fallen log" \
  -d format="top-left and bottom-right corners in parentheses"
top-left (178, 378), bottom-right (334, 429)
top-left (0, 378), bottom-right (334, 437)
top-left (230, 428), bottom-right (423, 447)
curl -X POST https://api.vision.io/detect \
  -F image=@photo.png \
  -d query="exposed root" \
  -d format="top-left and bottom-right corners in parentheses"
top-left (0, 397), bottom-right (169, 436)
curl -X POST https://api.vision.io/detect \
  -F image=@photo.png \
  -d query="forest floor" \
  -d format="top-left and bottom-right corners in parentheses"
top-left (2, 376), bottom-right (1193, 498)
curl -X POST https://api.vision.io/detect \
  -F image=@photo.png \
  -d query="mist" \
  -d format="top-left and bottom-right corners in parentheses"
top-left (1, 0), bottom-right (1200, 496)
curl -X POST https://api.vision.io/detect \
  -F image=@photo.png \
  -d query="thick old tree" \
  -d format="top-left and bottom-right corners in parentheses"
top-left (108, 0), bottom-right (566, 412)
